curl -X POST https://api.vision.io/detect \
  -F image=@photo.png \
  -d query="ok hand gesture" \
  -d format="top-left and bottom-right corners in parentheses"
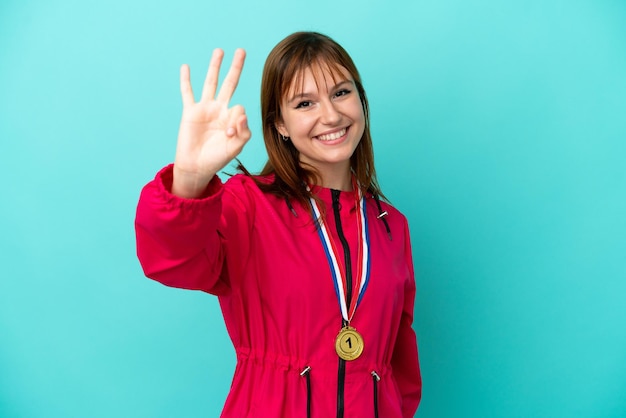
top-left (172, 48), bottom-right (251, 198)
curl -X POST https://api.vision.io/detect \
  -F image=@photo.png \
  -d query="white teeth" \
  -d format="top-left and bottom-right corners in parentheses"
top-left (317, 128), bottom-right (346, 141)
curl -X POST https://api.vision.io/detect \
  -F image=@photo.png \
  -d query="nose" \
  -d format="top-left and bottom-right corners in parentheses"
top-left (319, 100), bottom-right (341, 125)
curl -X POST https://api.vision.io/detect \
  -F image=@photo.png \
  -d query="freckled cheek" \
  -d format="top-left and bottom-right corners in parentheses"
top-left (296, 116), bottom-right (319, 137)
top-left (345, 99), bottom-right (365, 122)
top-left (284, 114), bottom-right (315, 138)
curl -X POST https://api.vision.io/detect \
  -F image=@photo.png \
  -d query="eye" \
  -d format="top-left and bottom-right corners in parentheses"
top-left (295, 100), bottom-right (313, 109)
top-left (334, 89), bottom-right (351, 98)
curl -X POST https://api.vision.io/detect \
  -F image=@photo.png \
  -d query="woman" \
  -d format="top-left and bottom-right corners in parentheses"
top-left (135, 31), bottom-right (421, 417)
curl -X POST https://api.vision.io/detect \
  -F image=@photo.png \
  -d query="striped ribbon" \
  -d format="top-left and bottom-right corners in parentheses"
top-left (309, 183), bottom-right (371, 323)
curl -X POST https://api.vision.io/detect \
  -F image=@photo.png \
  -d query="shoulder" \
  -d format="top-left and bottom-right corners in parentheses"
top-left (223, 173), bottom-right (274, 192)
top-left (221, 173), bottom-right (278, 207)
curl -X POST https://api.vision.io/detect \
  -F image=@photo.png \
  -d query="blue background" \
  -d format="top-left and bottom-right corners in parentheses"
top-left (1, 0), bottom-right (625, 417)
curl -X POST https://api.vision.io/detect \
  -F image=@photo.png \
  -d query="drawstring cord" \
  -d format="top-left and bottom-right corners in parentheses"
top-left (285, 196), bottom-right (298, 217)
top-left (300, 366), bottom-right (312, 418)
top-left (373, 195), bottom-right (392, 241)
top-left (371, 371), bottom-right (381, 418)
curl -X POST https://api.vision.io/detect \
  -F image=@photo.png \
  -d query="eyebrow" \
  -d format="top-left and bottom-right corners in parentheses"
top-left (287, 80), bottom-right (352, 104)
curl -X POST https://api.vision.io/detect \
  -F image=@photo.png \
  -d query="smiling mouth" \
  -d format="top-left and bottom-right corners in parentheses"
top-left (316, 127), bottom-right (347, 141)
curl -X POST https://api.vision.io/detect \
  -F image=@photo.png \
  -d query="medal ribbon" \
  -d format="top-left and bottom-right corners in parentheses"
top-left (309, 181), bottom-right (371, 323)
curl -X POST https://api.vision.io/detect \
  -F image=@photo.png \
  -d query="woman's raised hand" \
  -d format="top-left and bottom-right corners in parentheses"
top-left (172, 48), bottom-right (251, 198)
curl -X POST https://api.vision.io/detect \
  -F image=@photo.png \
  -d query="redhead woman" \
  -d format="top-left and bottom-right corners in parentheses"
top-left (135, 31), bottom-right (421, 417)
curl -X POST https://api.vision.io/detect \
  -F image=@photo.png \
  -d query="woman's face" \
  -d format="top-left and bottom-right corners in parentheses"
top-left (276, 64), bottom-right (365, 179)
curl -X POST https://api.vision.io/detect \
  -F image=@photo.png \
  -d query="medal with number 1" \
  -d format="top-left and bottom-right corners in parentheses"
top-left (335, 325), bottom-right (364, 361)
top-left (309, 179), bottom-right (371, 361)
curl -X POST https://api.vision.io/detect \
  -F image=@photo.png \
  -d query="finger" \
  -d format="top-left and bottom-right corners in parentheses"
top-left (236, 114), bottom-right (251, 142)
top-left (216, 48), bottom-right (246, 104)
top-left (180, 64), bottom-right (194, 107)
top-left (226, 105), bottom-right (245, 137)
top-left (200, 48), bottom-right (225, 102)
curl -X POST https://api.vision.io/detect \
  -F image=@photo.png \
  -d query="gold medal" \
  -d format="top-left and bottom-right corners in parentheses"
top-left (335, 326), bottom-right (364, 361)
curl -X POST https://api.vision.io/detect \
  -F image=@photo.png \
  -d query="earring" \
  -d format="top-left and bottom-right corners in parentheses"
top-left (281, 134), bottom-right (290, 142)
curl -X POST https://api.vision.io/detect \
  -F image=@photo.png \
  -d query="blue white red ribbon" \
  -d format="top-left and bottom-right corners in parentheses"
top-left (309, 183), bottom-right (371, 323)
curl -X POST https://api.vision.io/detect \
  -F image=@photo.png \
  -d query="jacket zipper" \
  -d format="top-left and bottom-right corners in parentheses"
top-left (331, 189), bottom-right (352, 418)
top-left (372, 371), bottom-right (381, 418)
top-left (300, 366), bottom-right (312, 418)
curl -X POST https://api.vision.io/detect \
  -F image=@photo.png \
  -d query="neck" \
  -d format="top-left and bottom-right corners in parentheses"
top-left (317, 165), bottom-right (353, 191)
top-left (321, 176), bottom-right (352, 191)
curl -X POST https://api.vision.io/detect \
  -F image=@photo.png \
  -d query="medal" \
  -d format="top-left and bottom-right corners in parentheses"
top-left (309, 179), bottom-right (371, 361)
top-left (335, 326), bottom-right (364, 361)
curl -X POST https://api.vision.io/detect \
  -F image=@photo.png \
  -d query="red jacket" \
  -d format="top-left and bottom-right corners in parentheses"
top-left (135, 165), bottom-right (421, 417)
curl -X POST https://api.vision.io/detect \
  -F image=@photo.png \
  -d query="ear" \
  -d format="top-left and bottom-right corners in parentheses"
top-left (274, 120), bottom-right (289, 138)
